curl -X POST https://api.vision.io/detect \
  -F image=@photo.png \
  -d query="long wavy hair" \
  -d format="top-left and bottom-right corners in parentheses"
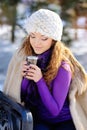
top-left (19, 36), bottom-right (86, 88)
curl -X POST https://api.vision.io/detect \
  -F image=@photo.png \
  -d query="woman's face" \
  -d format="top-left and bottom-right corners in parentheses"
top-left (30, 32), bottom-right (53, 54)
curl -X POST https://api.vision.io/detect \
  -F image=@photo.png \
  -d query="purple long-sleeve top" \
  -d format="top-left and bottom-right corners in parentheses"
top-left (21, 48), bottom-right (72, 123)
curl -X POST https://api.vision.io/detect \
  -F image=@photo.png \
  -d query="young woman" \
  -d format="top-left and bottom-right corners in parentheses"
top-left (3, 9), bottom-right (87, 130)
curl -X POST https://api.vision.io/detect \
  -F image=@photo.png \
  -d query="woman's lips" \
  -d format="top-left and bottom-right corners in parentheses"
top-left (35, 47), bottom-right (42, 50)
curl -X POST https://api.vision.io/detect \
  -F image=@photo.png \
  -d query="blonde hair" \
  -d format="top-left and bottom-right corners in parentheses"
top-left (20, 36), bottom-right (86, 88)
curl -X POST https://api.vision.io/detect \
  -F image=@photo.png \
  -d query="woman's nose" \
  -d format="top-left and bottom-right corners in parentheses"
top-left (35, 38), bottom-right (41, 45)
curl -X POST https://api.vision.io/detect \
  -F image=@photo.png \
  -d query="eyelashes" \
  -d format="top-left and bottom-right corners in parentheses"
top-left (41, 38), bottom-right (48, 41)
top-left (30, 35), bottom-right (48, 41)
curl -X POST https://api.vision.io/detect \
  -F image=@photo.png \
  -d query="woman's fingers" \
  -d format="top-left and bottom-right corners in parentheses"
top-left (21, 61), bottom-right (29, 77)
top-left (21, 63), bottom-right (42, 82)
top-left (26, 64), bottom-right (42, 82)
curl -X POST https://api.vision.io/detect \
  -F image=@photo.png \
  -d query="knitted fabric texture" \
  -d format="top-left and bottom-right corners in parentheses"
top-left (24, 9), bottom-right (63, 41)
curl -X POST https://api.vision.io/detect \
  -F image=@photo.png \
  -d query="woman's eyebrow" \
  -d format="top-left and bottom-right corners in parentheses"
top-left (30, 33), bottom-right (35, 35)
top-left (30, 33), bottom-right (48, 37)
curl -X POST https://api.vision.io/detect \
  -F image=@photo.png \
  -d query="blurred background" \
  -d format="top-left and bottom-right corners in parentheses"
top-left (0, 0), bottom-right (87, 90)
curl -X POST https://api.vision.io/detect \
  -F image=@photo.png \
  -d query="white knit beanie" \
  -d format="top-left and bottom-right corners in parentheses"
top-left (24, 9), bottom-right (63, 41)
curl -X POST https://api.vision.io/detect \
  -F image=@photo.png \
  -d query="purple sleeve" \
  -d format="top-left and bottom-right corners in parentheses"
top-left (36, 64), bottom-right (71, 117)
top-left (21, 78), bottom-right (29, 96)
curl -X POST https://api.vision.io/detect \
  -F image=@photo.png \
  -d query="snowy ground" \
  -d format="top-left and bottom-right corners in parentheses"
top-left (0, 27), bottom-right (87, 91)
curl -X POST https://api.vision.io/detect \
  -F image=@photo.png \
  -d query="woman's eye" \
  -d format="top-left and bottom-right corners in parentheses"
top-left (42, 38), bottom-right (48, 41)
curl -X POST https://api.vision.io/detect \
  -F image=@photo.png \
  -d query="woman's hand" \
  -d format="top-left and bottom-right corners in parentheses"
top-left (21, 61), bottom-right (29, 77)
top-left (25, 64), bottom-right (43, 82)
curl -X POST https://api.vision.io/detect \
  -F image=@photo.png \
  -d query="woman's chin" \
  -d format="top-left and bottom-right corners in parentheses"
top-left (34, 50), bottom-right (43, 55)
